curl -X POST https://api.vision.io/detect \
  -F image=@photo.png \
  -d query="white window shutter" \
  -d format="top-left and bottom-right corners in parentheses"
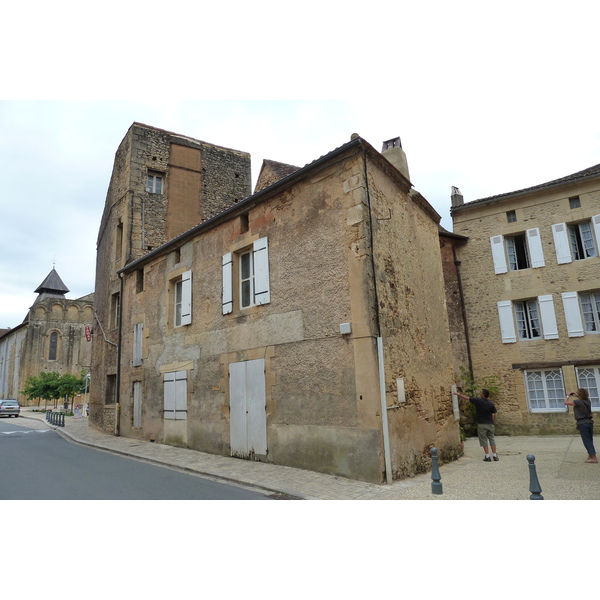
top-left (593, 215), bottom-right (600, 251)
top-left (561, 292), bottom-right (584, 337)
top-left (552, 223), bottom-right (572, 264)
top-left (490, 235), bottom-right (508, 274)
top-left (174, 371), bottom-right (187, 419)
top-left (527, 228), bottom-right (545, 268)
top-left (538, 295), bottom-right (559, 339)
top-left (163, 372), bottom-right (176, 420)
top-left (497, 300), bottom-right (516, 343)
top-left (222, 253), bottom-right (233, 314)
top-left (253, 237), bottom-right (270, 305)
top-left (180, 270), bottom-right (192, 325)
top-left (133, 322), bottom-right (143, 366)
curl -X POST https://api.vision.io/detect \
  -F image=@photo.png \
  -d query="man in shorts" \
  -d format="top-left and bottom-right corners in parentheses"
top-left (458, 389), bottom-right (498, 462)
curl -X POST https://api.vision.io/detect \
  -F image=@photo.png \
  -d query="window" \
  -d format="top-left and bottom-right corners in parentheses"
top-left (146, 172), bottom-right (163, 194)
top-left (569, 221), bottom-right (597, 260)
top-left (506, 234), bottom-right (530, 270)
top-left (106, 374), bottom-right (117, 405)
top-left (515, 300), bottom-right (542, 340)
top-left (49, 331), bottom-right (58, 360)
top-left (580, 291), bottom-right (600, 333)
top-left (525, 370), bottom-right (566, 412)
top-left (552, 215), bottom-right (600, 264)
top-left (576, 367), bottom-right (600, 410)
top-left (136, 269), bottom-right (144, 293)
top-left (222, 238), bottom-right (270, 314)
top-left (115, 221), bottom-right (123, 261)
top-left (163, 371), bottom-right (187, 420)
top-left (133, 323), bottom-right (143, 366)
top-left (490, 228), bottom-right (545, 274)
top-left (506, 210), bottom-right (517, 223)
top-left (569, 196), bottom-right (581, 209)
top-left (497, 295), bottom-right (558, 343)
top-left (173, 270), bottom-right (192, 327)
top-left (111, 292), bottom-right (120, 329)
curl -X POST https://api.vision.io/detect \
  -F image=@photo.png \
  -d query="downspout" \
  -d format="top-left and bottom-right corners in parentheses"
top-left (115, 271), bottom-right (123, 436)
top-left (362, 148), bottom-right (393, 484)
top-left (453, 245), bottom-right (473, 379)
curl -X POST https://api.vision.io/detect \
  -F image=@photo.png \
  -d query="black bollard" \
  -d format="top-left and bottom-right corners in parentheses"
top-left (431, 447), bottom-right (443, 495)
top-left (527, 454), bottom-right (544, 500)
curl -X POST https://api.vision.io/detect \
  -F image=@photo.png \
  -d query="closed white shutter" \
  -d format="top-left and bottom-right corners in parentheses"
top-left (552, 223), bottom-right (572, 264)
top-left (133, 322), bottom-right (143, 366)
top-left (164, 372), bottom-right (176, 420)
top-left (527, 228), bottom-right (545, 268)
top-left (490, 235), bottom-right (508, 274)
top-left (180, 270), bottom-right (192, 325)
top-left (538, 295), bottom-right (559, 339)
top-left (562, 291), bottom-right (584, 337)
top-left (497, 300), bottom-right (516, 343)
top-left (222, 253), bottom-right (233, 314)
top-left (133, 381), bottom-right (142, 428)
top-left (253, 237), bottom-right (270, 305)
top-left (593, 215), bottom-right (600, 252)
top-left (163, 371), bottom-right (187, 420)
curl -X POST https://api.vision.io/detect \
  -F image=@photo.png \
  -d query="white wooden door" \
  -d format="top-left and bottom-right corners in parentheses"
top-left (229, 359), bottom-right (267, 458)
top-left (133, 381), bottom-right (142, 428)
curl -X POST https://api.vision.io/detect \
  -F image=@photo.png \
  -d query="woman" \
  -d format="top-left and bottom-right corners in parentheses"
top-left (564, 388), bottom-right (597, 463)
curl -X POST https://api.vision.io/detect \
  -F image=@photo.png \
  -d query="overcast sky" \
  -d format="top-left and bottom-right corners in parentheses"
top-left (2, 2), bottom-right (599, 333)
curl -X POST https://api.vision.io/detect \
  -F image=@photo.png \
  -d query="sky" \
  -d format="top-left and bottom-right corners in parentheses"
top-left (2, 3), bottom-right (600, 329)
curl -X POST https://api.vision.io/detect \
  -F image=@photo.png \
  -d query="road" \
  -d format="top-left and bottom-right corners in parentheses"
top-left (0, 418), bottom-right (271, 500)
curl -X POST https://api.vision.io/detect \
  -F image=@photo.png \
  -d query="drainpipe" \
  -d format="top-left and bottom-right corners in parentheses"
top-left (362, 147), bottom-right (393, 483)
top-left (115, 272), bottom-right (123, 436)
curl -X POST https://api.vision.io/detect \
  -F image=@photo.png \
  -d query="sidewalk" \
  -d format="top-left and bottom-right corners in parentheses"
top-left (18, 408), bottom-right (600, 500)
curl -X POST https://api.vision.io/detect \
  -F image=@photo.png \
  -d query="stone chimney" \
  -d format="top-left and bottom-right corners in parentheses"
top-left (381, 137), bottom-right (410, 182)
top-left (451, 186), bottom-right (464, 208)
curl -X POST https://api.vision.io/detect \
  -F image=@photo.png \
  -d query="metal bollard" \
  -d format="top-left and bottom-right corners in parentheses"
top-left (527, 454), bottom-right (544, 500)
top-left (46, 410), bottom-right (51, 422)
top-left (431, 447), bottom-right (443, 495)
top-left (60, 413), bottom-right (65, 427)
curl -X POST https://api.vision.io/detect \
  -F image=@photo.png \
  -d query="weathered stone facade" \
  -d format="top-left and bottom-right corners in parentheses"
top-left (0, 269), bottom-right (93, 405)
top-left (111, 134), bottom-right (462, 483)
top-left (90, 123), bottom-right (252, 432)
top-left (452, 165), bottom-right (600, 434)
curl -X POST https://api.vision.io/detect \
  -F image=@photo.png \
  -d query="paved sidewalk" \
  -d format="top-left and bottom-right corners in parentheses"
top-left (16, 408), bottom-right (600, 500)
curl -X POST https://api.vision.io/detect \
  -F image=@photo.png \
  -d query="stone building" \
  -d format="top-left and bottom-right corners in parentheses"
top-left (0, 268), bottom-right (93, 405)
top-left (451, 166), bottom-right (600, 434)
top-left (97, 128), bottom-right (462, 483)
top-left (90, 123), bottom-right (252, 433)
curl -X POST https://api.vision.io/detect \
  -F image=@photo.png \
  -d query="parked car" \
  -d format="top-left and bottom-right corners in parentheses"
top-left (0, 399), bottom-right (20, 417)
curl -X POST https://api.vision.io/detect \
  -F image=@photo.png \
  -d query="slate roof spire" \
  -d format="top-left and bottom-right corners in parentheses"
top-left (33, 268), bottom-right (70, 301)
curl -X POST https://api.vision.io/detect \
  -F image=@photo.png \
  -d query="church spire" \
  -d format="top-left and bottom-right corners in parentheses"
top-left (34, 268), bottom-right (70, 299)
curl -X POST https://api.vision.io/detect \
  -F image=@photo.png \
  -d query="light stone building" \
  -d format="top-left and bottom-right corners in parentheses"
top-left (451, 165), bottom-right (600, 434)
top-left (94, 126), bottom-right (463, 483)
top-left (0, 268), bottom-right (93, 405)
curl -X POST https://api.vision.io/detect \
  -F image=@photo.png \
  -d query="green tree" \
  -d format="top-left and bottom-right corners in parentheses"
top-left (58, 372), bottom-right (86, 412)
top-left (21, 371), bottom-right (63, 409)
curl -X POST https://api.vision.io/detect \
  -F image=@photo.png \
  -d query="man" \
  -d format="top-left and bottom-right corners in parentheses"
top-left (564, 388), bottom-right (597, 463)
top-left (457, 389), bottom-right (498, 462)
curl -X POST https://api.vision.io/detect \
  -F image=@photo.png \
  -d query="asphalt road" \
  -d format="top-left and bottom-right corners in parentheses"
top-left (0, 418), bottom-right (270, 500)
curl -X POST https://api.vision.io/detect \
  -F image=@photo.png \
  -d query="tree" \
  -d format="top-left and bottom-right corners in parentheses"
top-left (21, 371), bottom-right (63, 409)
top-left (58, 372), bottom-right (86, 412)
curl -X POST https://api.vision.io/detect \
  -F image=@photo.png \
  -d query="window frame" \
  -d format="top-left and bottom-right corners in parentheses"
top-left (580, 290), bottom-right (600, 333)
top-left (515, 299), bottom-right (542, 340)
top-left (524, 369), bottom-right (567, 413)
top-left (146, 171), bottom-right (164, 194)
top-left (576, 366), bottom-right (600, 410)
top-left (490, 228), bottom-right (544, 274)
top-left (163, 371), bottom-right (187, 420)
top-left (48, 330), bottom-right (59, 361)
top-left (173, 270), bottom-right (192, 327)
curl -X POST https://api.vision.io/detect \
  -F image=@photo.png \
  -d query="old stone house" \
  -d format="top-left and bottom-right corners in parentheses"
top-left (0, 268), bottom-right (93, 405)
top-left (451, 165), bottom-right (600, 434)
top-left (91, 123), bottom-right (463, 483)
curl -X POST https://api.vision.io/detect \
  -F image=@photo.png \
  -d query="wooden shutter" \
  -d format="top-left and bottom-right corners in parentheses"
top-left (133, 322), bottom-right (143, 366)
top-left (561, 292), bottom-right (584, 337)
top-left (552, 223), bottom-right (572, 264)
top-left (180, 270), bottom-right (192, 325)
top-left (593, 215), bottom-right (600, 252)
top-left (222, 253), bottom-right (233, 314)
top-left (133, 381), bottom-right (142, 428)
top-left (497, 300), bottom-right (516, 343)
top-left (538, 295), bottom-right (559, 339)
top-left (490, 235), bottom-right (508, 274)
top-left (163, 371), bottom-right (187, 420)
top-left (253, 237), bottom-right (270, 305)
top-left (527, 228), bottom-right (545, 268)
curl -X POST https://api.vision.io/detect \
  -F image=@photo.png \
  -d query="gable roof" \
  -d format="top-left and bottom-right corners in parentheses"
top-left (454, 162), bottom-right (600, 211)
top-left (254, 159), bottom-right (300, 193)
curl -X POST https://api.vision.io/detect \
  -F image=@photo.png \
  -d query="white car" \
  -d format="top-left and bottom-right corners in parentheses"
top-left (0, 399), bottom-right (20, 417)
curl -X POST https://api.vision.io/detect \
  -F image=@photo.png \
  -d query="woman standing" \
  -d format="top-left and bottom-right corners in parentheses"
top-left (564, 388), bottom-right (597, 463)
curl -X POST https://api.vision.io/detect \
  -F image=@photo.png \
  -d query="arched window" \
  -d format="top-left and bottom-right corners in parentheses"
top-left (49, 331), bottom-right (58, 361)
